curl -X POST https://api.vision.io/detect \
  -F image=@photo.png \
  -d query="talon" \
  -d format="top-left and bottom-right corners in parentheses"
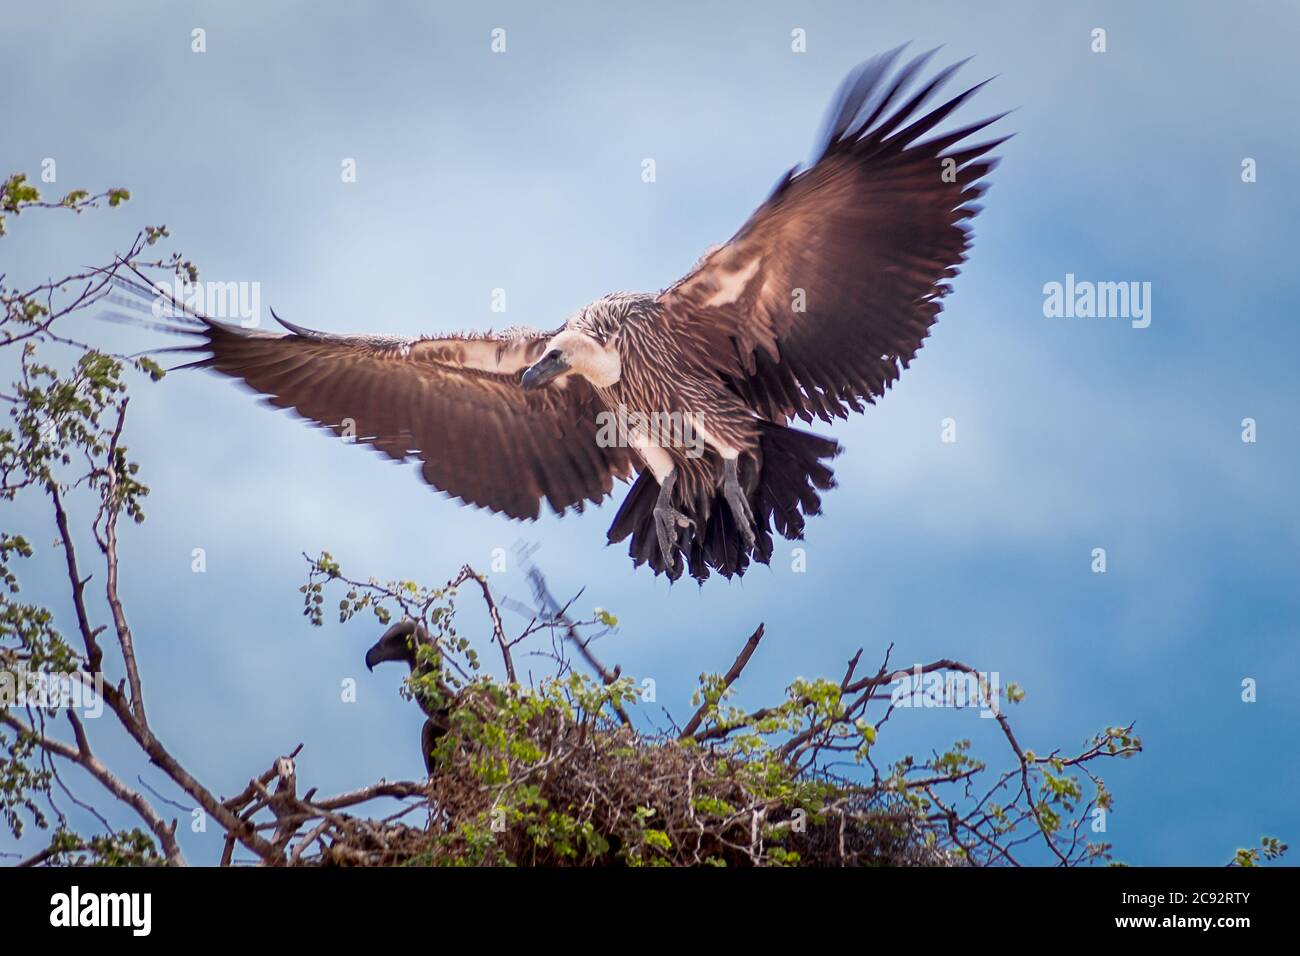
top-left (724, 458), bottom-right (756, 550)
top-left (654, 505), bottom-right (686, 563)
top-left (653, 467), bottom-right (685, 567)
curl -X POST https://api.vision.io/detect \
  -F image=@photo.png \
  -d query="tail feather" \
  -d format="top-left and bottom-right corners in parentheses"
top-left (607, 422), bottom-right (839, 582)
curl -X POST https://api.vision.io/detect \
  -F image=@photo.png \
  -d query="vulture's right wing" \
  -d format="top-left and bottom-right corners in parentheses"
top-left (172, 316), bottom-right (634, 519)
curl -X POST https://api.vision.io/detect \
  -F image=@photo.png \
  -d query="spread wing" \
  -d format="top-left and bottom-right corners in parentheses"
top-left (170, 316), bottom-right (634, 519)
top-left (657, 46), bottom-right (1008, 423)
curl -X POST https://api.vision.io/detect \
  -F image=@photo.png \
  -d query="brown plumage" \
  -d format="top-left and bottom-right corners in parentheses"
top-left (143, 46), bottom-right (1006, 582)
top-left (187, 321), bottom-right (633, 519)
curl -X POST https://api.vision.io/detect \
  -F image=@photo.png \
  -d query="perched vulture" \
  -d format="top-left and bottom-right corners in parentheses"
top-left (146, 46), bottom-right (1006, 581)
top-left (364, 621), bottom-right (452, 775)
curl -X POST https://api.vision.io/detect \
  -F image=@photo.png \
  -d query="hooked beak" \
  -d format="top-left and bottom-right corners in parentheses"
top-left (521, 351), bottom-right (569, 390)
top-left (364, 641), bottom-right (399, 672)
top-left (364, 621), bottom-right (424, 671)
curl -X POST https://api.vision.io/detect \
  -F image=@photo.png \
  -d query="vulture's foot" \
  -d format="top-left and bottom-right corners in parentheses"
top-left (723, 458), bottom-right (757, 550)
top-left (653, 468), bottom-right (687, 566)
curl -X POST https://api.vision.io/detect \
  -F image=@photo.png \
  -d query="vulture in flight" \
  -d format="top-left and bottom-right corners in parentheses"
top-left (145, 46), bottom-right (1006, 581)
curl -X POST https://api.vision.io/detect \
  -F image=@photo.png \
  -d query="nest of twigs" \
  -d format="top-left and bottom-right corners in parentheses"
top-left (308, 699), bottom-right (950, 867)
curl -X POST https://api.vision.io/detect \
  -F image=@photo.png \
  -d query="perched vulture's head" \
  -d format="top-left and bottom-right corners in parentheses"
top-left (522, 328), bottom-right (620, 390)
top-left (364, 621), bottom-right (427, 672)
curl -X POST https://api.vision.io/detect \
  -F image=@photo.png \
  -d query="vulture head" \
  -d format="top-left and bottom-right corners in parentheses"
top-left (364, 620), bottom-right (428, 672)
top-left (521, 328), bottom-right (620, 390)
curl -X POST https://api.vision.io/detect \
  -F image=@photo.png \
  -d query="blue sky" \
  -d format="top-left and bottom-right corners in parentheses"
top-left (3, 0), bottom-right (1298, 865)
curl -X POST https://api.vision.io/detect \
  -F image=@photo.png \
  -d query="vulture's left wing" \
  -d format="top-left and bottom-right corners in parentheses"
top-left (171, 316), bottom-right (634, 519)
top-left (656, 47), bottom-right (1008, 423)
